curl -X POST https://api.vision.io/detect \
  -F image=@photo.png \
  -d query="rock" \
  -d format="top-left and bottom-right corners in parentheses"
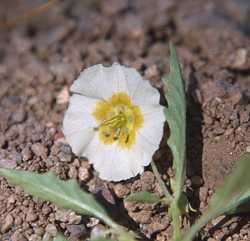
top-left (10, 110), bottom-right (26, 124)
top-left (31, 143), bottom-right (48, 158)
top-left (68, 212), bottom-right (81, 224)
top-left (55, 209), bottom-right (70, 222)
top-left (232, 48), bottom-right (247, 69)
top-left (60, 144), bottom-right (72, 155)
top-left (78, 166), bottom-right (90, 181)
top-left (131, 210), bottom-right (152, 224)
top-left (12, 152), bottom-right (23, 164)
top-left (90, 224), bottom-right (106, 239)
top-left (45, 224), bottom-right (57, 237)
top-left (11, 231), bottom-right (27, 241)
top-left (26, 211), bottom-right (38, 222)
top-left (114, 183), bottom-right (130, 198)
top-left (1, 214), bottom-right (14, 232)
top-left (147, 216), bottom-right (170, 235)
top-left (68, 165), bottom-right (78, 179)
top-left (239, 110), bottom-right (249, 124)
top-left (42, 205), bottom-right (52, 215)
top-left (246, 146), bottom-right (250, 153)
top-left (14, 216), bottom-right (22, 226)
top-left (55, 209), bottom-right (81, 224)
top-left (140, 171), bottom-right (155, 191)
top-left (87, 217), bottom-right (99, 228)
top-left (58, 151), bottom-right (72, 163)
top-left (34, 227), bottom-right (45, 236)
top-left (22, 147), bottom-right (33, 161)
top-left (145, 64), bottom-right (159, 80)
top-left (28, 234), bottom-right (42, 241)
top-left (57, 87), bottom-right (69, 104)
top-left (67, 224), bottom-right (87, 239)
top-left (0, 158), bottom-right (16, 169)
top-left (199, 186), bottom-right (208, 203)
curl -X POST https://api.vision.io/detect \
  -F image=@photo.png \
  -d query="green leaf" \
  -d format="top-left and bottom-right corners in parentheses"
top-left (53, 233), bottom-right (68, 241)
top-left (163, 43), bottom-right (186, 241)
top-left (181, 152), bottom-right (250, 241)
top-left (163, 43), bottom-right (186, 199)
top-left (226, 191), bottom-right (250, 214)
top-left (0, 168), bottom-right (117, 229)
top-left (125, 191), bottom-right (161, 204)
top-left (118, 231), bottom-right (137, 241)
top-left (91, 236), bottom-right (113, 241)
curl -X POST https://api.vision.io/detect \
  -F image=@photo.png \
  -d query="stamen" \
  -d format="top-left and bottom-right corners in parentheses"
top-left (92, 92), bottom-right (143, 148)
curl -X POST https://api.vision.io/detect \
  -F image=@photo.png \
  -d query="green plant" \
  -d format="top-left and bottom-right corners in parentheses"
top-left (1, 44), bottom-right (250, 241)
top-left (125, 44), bottom-right (250, 241)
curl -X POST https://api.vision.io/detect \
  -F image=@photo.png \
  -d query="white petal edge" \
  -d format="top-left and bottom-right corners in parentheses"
top-left (85, 134), bottom-right (144, 181)
top-left (63, 94), bottom-right (97, 156)
top-left (70, 63), bottom-right (161, 107)
top-left (132, 78), bottom-right (161, 106)
top-left (132, 104), bottom-right (165, 166)
top-left (70, 63), bottom-right (129, 99)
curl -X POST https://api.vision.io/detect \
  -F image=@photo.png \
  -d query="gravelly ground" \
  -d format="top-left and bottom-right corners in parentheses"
top-left (0, 0), bottom-right (250, 240)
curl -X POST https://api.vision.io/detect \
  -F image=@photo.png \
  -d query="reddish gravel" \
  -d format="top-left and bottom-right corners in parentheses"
top-left (0, 0), bottom-right (250, 240)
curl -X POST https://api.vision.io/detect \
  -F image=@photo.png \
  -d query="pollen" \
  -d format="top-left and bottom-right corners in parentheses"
top-left (92, 92), bottom-right (143, 148)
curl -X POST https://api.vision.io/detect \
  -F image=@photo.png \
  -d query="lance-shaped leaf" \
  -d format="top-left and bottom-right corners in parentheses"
top-left (181, 152), bottom-right (250, 241)
top-left (53, 233), bottom-right (68, 241)
top-left (0, 168), bottom-right (117, 229)
top-left (163, 43), bottom-right (186, 199)
top-left (226, 190), bottom-right (250, 214)
top-left (125, 191), bottom-right (161, 204)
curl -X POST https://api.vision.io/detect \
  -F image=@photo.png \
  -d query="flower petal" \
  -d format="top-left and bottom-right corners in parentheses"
top-left (133, 104), bottom-right (165, 166)
top-left (132, 79), bottom-right (161, 106)
top-left (122, 66), bottom-right (143, 98)
top-left (70, 63), bottom-right (128, 99)
top-left (85, 135), bottom-right (143, 181)
top-left (63, 94), bottom-right (96, 156)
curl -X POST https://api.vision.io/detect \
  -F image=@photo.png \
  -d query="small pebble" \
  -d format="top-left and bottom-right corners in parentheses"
top-left (26, 211), bottom-right (38, 222)
top-left (114, 183), bottom-right (130, 198)
top-left (29, 234), bottom-right (42, 241)
top-left (67, 224), bottom-right (87, 239)
top-left (45, 224), bottom-right (57, 237)
top-left (11, 110), bottom-right (26, 124)
top-left (78, 166), bottom-right (90, 181)
top-left (0, 158), bottom-right (17, 169)
top-left (90, 224), bottom-right (106, 239)
top-left (1, 214), bottom-right (14, 233)
top-left (31, 143), bottom-right (48, 158)
top-left (22, 147), bottom-right (33, 161)
top-left (57, 87), bottom-right (69, 104)
top-left (11, 231), bottom-right (27, 241)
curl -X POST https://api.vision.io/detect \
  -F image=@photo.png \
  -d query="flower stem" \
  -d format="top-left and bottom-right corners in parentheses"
top-left (151, 160), bottom-right (173, 201)
top-left (170, 202), bottom-right (182, 241)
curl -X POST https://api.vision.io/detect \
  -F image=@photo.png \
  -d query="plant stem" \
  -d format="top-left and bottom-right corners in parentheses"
top-left (170, 200), bottom-right (181, 241)
top-left (151, 160), bottom-right (173, 201)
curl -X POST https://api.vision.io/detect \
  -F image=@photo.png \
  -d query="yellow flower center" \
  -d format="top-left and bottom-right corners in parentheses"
top-left (92, 92), bottom-right (143, 149)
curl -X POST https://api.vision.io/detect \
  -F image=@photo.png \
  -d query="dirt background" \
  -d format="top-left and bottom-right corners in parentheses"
top-left (0, 0), bottom-right (250, 240)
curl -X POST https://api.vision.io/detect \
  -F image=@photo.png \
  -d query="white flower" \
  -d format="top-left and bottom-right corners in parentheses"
top-left (63, 63), bottom-right (165, 181)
